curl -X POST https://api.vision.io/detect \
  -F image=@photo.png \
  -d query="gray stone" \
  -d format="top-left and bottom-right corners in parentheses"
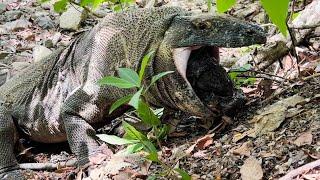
top-left (4, 10), bottom-right (22, 21)
top-left (0, 69), bottom-right (9, 86)
top-left (0, 51), bottom-right (10, 60)
top-left (33, 45), bottom-right (52, 62)
top-left (59, 5), bottom-right (87, 30)
top-left (0, 3), bottom-right (6, 14)
top-left (4, 19), bottom-right (32, 31)
top-left (35, 16), bottom-right (55, 29)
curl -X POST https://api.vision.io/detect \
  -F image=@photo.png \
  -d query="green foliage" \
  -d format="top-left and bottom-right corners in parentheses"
top-left (215, 0), bottom-right (290, 37)
top-left (216, 0), bottom-right (236, 13)
top-left (98, 52), bottom-right (189, 178)
top-left (228, 64), bottom-right (256, 87)
top-left (260, 0), bottom-right (289, 36)
top-left (174, 168), bottom-right (192, 180)
top-left (53, 0), bottom-right (68, 13)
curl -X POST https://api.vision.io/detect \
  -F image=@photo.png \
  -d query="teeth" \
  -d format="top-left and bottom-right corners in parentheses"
top-left (173, 47), bottom-right (192, 83)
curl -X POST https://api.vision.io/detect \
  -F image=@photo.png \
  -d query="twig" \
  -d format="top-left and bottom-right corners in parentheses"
top-left (19, 158), bottom-right (77, 170)
top-left (69, 0), bottom-right (104, 18)
top-left (279, 159), bottom-right (320, 180)
top-left (286, 0), bottom-right (301, 76)
top-left (290, 23), bottom-right (320, 29)
top-left (302, 73), bottom-right (320, 81)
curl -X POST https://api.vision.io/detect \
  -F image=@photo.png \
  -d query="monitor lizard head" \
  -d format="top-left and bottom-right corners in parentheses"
top-left (144, 12), bottom-right (266, 121)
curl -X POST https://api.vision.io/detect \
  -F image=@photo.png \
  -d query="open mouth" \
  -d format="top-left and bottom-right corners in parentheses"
top-left (173, 46), bottom-right (245, 115)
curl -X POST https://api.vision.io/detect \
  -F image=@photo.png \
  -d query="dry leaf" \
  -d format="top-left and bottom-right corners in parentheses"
top-left (293, 132), bottom-right (313, 147)
top-left (248, 95), bottom-right (305, 137)
top-left (232, 141), bottom-right (252, 157)
top-left (240, 157), bottom-right (263, 180)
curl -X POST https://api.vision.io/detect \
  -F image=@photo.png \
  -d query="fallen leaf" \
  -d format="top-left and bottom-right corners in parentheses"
top-left (248, 95), bottom-right (305, 137)
top-left (193, 150), bottom-right (208, 158)
top-left (240, 157), bottom-right (263, 180)
top-left (232, 141), bottom-right (252, 156)
top-left (293, 132), bottom-right (313, 147)
top-left (185, 134), bottom-right (214, 155)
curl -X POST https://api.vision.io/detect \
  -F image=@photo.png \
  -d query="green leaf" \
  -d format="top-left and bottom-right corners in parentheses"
top-left (207, 0), bottom-right (212, 11)
top-left (128, 88), bottom-right (143, 109)
top-left (112, 4), bottom-right (122, 12)
top-left (137, 101), bottom-right (161, 126)
top-left (53, 0), bottom-right (68, 13)
top-left (125, 143), bottom-right (144, 154)
top-left (98, 76), bottom-right (137, 89)
top-left (174, 168), bottom-right (191, 180)
top-left (122, 121), bottom-right (148, 141)
top-left (156, 124), bottom-right (170, 140)
top-left (146, 151), bottom-right (159, 162)
top-left (96, 134), bottom-right (138, 145)
top-left (216, 0), bottom-right (236, 13)
top-left (142, 140), bottom-right (158, 153)
top-left (92, 0), bottom-right (105, 9)
top-left (118, 68), bottom-right (140, 88)
top-left (80, 0), bottom-right (91, 6)
top-left (109, 94), bottom-right (133, 114)
top-left (139, 51), bottom-right (155, 81)
top-left (147, 176), bottom-right (157, 180)
top-left (260, 0), bottom-right (289, 36)
top-left (150, 71), bottom-right (174, 86)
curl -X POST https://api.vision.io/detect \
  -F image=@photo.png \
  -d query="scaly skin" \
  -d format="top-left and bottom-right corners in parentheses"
top-left (0, 7), bottom-right (266, 178)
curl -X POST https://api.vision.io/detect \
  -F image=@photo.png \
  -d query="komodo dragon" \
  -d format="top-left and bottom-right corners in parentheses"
top-left (0, 6), bottom-right (266, 178)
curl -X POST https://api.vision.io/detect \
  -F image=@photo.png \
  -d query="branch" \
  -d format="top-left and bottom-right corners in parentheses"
top-left (290, 23), bottom-right (320, 29)
top-left (19, 158), bottom-right (77, 170)
top-left (279, 159), bottom-right (320, 180)
top-left (69, 0), bottom-right (104, 18)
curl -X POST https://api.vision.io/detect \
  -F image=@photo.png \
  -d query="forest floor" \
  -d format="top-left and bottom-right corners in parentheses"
top-left (0, 0), bottom-right (319, 179)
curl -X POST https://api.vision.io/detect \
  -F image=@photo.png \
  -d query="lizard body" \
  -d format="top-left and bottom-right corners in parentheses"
top-left (0, 7), bottom-right (266, 178)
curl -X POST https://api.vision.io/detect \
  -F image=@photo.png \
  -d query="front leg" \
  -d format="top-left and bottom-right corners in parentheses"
top-left (61, 86), bottom-right (102, 165)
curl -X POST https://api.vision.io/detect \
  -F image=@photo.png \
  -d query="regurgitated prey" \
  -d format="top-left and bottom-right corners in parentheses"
top-left (0, 7), bottom-right (266, 178)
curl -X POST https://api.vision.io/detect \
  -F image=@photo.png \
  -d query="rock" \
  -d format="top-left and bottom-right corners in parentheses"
top-left (4, 19), bottom-right (32, 31)
top-left (33, 45), bottom-right (52, 62)
top-left (0, 69), bottom-right (9, 86)
top-left (59, 5), bottom-right (87, 30)
top-left (0, 3), bottom-right (7, 14)
top-left (0, 51), bottom-right (10, 60)
top-left (51, 32), bottom-right (62, 46)
top-left (35, 16), bottom-right (55, 29)
top-left (4, 10), bottom-right (22, 21)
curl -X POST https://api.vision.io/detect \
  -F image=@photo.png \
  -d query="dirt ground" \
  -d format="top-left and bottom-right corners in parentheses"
top-left (0, 0), bottom-right (319, 179)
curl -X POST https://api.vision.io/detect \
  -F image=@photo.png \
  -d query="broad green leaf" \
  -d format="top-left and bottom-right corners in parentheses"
top-left (156, 124), bottom-right (170, 140)
top-left (142, 140), bottom-right (158, 153)
top-left (98, 76), bottom-right (137, 88)
top-left (122, 121), bottom-right (148, 141)
top-left (146, 152), bottom-right (159, 162)
top-left (112, 4), bottom-right (122, 12)
top-left (137, 101), bottom-right (161, 126)
top-left (139, 51), bottom-right (155, 81)
top-left (174, 168), bottom-right (191, 180)
top-left (125, 143), bottom-right (144, 154)
top-left (260, 0), bottom-right (289, 36)
top-left (118, 68), bottom-right (140, 88)
top-left (96, 134), bottom-right (138, 145)
top-left (80, 0), bottom-right (91, 6)
top-left (216, 0), bottom-right (236, 13)
top-left (150, 71), bottom-right (174, 86)
top-left (128, 88), bottom-right (143, 109)
top-left (53, 0), bottom-right (68, 13)
top-left (109, 94), bottom-right (132, 114)
top-left (92, 0), bottom-right (105, 9)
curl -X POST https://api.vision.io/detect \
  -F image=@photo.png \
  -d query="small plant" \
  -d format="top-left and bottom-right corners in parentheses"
top-left (228, 64), bottom-right (256, 87)
top-left (97, 51), bottom-right (191, 179)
